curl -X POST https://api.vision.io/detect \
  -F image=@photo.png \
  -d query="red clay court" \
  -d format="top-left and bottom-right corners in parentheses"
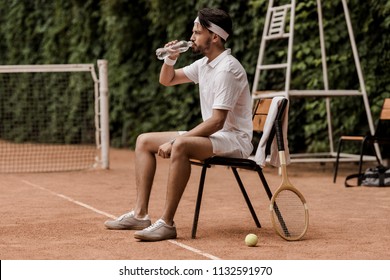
top-left (0, 148), bottom-right (389, 260)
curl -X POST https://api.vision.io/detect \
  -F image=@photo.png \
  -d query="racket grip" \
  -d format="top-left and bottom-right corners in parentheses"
top-left (275, 119), bottom-right (285, 151)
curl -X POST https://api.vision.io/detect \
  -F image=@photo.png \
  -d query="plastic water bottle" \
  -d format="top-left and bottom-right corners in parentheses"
top-left (156, 40), bottom-right (193, 60)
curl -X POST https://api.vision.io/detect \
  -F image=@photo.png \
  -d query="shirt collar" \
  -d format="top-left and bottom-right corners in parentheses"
top-left (202, 49), bottom-right (231, 68)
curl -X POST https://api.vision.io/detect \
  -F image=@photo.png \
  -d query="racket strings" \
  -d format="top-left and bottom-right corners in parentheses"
top-left (272, 189), bottom-right (307, 239)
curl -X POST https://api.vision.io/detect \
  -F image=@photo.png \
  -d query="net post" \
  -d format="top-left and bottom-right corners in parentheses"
top-left (98, 59), bottom-right (110, 169)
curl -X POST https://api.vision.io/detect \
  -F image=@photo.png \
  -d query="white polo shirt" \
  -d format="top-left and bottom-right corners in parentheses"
top-left (183, 49), bottom-right (253, 158)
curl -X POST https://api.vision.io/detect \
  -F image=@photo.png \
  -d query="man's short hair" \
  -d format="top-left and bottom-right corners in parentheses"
top-left (197, 8), bottom-right (232, 43)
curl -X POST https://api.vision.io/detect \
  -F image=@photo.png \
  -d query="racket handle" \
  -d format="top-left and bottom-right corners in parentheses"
top-left (275, 119), bottom-right (285, 151)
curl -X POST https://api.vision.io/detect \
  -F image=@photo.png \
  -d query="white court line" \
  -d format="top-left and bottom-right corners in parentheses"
top-left (21, 180), bottom-right (117, 219)
top-left (20, 179), bottom-right (221, 260)
top-left (168, 240), bottom-right (220, 260)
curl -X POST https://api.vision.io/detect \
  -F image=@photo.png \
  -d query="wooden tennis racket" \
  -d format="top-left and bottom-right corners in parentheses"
top-left (270, 119), bottom-right (309, 241)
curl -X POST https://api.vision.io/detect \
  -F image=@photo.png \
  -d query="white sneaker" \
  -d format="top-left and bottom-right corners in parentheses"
top-left (134, 219), bottom-right (177, 241)
top-left (104, 211), bottom-right (151, 230)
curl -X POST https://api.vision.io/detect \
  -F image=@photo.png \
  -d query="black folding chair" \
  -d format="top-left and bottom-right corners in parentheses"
top-left (190, 97), bottom-right (289, 238)
top-left (333, 98), bottom-right (390, 184)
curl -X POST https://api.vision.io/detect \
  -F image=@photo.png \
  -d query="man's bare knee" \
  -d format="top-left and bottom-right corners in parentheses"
top-left (170, 138), bottom-right (190, 159)
top-left (171, 137), bottom-right (213, 160)
top-left (136, 133), bottom-right (156, 152)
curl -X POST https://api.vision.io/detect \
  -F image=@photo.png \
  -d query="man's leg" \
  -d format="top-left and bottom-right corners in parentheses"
top-left (161, 136), bottom-right (214, 225)
top-left (133, 136), bottom-right (214, 240)
top-left (104, 131), bottom-right (179, 230)
top-left (133, 131), bottom-right (179, 218)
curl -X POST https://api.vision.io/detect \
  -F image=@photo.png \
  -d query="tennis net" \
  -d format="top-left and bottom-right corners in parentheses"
top-left (0, 61), bottom-right (109, 172)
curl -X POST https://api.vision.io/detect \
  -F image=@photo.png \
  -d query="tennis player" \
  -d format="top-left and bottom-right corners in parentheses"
top-left (104, 7), bottom-right (253, 241)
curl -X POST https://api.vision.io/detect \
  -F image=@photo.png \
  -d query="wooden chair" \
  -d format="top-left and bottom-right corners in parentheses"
top-left (333, 98), bottom-right (390, 183)
top-left (190, 97), bottom-right (288, 238)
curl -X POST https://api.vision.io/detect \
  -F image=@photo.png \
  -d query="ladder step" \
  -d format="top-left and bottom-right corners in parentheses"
top-left (270, 4), bottom-right (292, 11)
top-left (267, 4), bottom-right (291, 38)
top-left (258, 63), bottom-right (288, 70)
top-left (264, 33), bottom-right (290, 40)
top-left (252, 90), bottom-right (362, 99)
top-left (288, 90), bottom-right (362, 97)
top-left (253, 91), bottom-right (286, 99)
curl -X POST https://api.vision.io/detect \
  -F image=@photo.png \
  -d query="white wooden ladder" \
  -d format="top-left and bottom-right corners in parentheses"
top-left (251, 0), bottom-right (380, 163)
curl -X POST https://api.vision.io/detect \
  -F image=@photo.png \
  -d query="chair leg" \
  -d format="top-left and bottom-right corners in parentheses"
top-left (357, 139), bottom-right (368, 185)
top-left (256, 167), bottom-right (273, 200)
top-left (231, 167), bottom-right (261, 228)
top-left (368, 141), bottom-right (381, 165)
top-left (191, 164), bottom-right (208, 239)
top-left (359, 139), bottom-right (381, 173)
top-left (333, 139), bottom-right (343, 183)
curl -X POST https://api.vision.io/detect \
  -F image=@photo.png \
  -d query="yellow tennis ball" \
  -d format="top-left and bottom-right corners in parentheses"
top-left (245, 233), bottom-right (258, 247)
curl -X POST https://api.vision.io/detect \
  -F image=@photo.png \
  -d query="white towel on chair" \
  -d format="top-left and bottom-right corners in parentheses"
top-left (254, 96), bottom-right (290, 167)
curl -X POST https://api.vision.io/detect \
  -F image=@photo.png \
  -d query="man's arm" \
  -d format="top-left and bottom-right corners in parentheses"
top-left (159, 40), bottom-right (192, 86)
top-left (157, 108), bottom-right (228, 158)
top-left (159, 65), bottom-right (191, 86)
top-left (183, 108), bottom-right (228, 137)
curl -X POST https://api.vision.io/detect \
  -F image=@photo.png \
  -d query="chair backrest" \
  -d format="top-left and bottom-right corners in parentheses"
top-left (252, 98), bottom-right (288, 157)
top-left (252, 98), bottom-right (272, 133)
top-left (375, 98), bottom-right (390, 138)
top-left (380, 98), bottom-right (390, 121)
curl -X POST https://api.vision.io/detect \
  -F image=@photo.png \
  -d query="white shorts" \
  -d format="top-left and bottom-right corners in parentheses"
top-left (179, 130), bottom-right (253, 159)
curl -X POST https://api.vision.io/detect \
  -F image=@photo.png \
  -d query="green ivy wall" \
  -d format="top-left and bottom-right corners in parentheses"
top-left (0, 0), bottom-right (389, 154)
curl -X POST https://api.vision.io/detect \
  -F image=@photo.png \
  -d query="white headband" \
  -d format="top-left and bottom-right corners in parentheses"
top-left (194, 16), bottom-right (229, 41)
